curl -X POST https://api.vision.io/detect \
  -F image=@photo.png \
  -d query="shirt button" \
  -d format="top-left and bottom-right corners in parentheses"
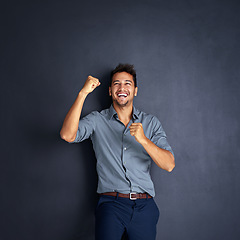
top-left (124, 161), bottom-right (126, 165)
top-left (124, 147), bottom-right (127, 151)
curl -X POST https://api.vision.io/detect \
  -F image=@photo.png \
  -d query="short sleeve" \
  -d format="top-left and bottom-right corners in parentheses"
top-left (69, 111), bottom-right (98, 143)
top-left (150, 116), bottom-right (174, 157)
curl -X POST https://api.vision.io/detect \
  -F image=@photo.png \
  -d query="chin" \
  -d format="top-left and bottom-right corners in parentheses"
top-left (115, 100), bottom-right (129, 107)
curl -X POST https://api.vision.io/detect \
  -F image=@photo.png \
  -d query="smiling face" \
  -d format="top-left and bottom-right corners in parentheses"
top-left (109, 72), bottom-right (138, 107)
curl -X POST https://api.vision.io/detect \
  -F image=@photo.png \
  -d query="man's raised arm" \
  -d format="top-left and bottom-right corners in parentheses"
top-left (60, 75), bottom-right (100, 143)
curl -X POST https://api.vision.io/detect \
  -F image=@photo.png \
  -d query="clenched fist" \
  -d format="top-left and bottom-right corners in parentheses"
top-left (129, 123), bottom-right (147, 144)
top-left (81, 75), bottom-right (101, 94)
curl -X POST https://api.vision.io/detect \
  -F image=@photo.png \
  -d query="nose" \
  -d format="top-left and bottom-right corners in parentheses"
top-left (119, 83), bottom-right (126, 90)
top-left (117, 84), bottom-right (124, 91)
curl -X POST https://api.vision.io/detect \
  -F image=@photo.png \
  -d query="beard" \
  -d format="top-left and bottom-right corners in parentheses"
top-left (113, 98), bottom-right (129, 107)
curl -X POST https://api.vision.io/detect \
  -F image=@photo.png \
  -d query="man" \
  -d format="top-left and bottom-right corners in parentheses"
top-left (60, 64), bottom-right (175, 240)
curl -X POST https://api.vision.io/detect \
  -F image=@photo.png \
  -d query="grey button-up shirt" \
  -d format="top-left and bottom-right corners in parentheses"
top-left (70, 104), bottom-right (174, 197)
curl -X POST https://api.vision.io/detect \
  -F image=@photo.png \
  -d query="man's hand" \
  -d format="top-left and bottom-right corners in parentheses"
top-left (129, 122), bottom-right (175, 172)
top-left (81, 75), bottom-right (101, 94)
top-left (129, 123), bottom-right (147, 145)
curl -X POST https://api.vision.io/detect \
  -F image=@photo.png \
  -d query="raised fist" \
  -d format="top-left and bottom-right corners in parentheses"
top-left (82, 75), bottom-right (101, 94)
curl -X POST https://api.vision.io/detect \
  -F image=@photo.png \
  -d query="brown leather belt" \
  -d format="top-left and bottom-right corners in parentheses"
top-left (100, 192), bottom-right (152, 200)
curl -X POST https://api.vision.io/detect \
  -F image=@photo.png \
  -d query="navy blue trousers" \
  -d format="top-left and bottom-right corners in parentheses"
top-left (95, 195), bottom-right (160, 240)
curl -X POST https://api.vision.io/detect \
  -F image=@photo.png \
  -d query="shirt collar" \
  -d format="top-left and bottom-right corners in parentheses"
top-left (108, 104), bottom-right (140, 120)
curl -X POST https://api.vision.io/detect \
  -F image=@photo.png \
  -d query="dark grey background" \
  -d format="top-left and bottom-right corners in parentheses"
top-left (1, 0), bottom-right (240, 239)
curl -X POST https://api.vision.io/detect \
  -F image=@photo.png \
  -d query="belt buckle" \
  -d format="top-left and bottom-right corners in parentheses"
top-left (130, 192), bottom-right (137, 200)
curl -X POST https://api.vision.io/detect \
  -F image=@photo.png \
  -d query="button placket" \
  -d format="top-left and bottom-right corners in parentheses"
top-left (122, 131), bottom-right (131, 188)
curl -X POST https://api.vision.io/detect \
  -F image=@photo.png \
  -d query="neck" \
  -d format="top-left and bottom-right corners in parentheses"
top-left (112, 102), bottom-right (133, 123)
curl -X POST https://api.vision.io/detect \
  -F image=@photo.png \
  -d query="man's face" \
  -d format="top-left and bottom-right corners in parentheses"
top-left (109, 72), bottom-right (138, 107)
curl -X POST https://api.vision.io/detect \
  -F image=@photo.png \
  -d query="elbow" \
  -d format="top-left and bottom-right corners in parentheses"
top-left (60, 131), bottom-right (75, 143)
top-left (167, 155), bottom-right (175, 172)
top-left (167, 163), bottom-right (175, 172)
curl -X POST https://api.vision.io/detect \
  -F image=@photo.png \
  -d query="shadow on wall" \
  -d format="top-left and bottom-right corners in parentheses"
top-left (69, 140), bottom-right (98, 240)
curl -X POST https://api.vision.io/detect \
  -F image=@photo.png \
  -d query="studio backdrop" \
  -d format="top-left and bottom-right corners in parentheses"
top-left (1, 0), bottom-right (240, 240)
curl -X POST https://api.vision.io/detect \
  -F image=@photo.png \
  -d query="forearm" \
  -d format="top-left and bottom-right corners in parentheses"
top-left (60, 75), bottom-right (100, 142)
top-left (141, 137), bottom-right (175, 172)
top-left (60, 91), bottom-right (88, 142)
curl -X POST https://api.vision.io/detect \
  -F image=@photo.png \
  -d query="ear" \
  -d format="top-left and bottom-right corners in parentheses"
top-left (109, 87), bottom-right (112, 96)
top-left (134, 87), bottom-right (138, 96)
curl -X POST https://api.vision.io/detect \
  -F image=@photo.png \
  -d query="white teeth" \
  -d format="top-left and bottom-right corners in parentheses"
top-left (117, 93), bottom-right (127, 97)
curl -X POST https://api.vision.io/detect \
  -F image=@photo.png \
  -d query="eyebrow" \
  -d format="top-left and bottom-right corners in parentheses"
top-left (113, 80), bottom-right (133, 83)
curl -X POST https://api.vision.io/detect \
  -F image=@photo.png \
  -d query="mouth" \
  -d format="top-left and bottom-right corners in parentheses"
top-left (117, 93), bottom-right (128, 98)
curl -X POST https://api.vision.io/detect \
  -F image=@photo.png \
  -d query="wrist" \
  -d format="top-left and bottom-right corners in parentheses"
top-left (79, 90), bottom-right (89, 98)
top-left (139, 136), bottom-right (149, 146)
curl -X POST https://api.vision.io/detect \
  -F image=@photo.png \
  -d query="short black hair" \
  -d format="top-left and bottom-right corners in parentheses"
top-left (110, 63), bottom-right (137, 87)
